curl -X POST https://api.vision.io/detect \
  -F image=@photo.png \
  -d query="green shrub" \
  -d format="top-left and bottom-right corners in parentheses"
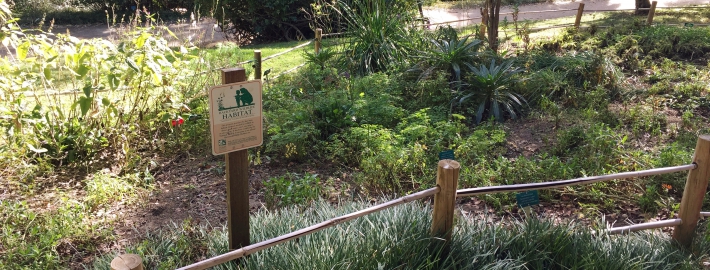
top-left (210, 0), bottom-right (313, 43)
top-left (332, 0), bottom-right (423, 75)
top-left (457, 59), bottom-right (526, 123)
top-left (1, 199), bottom-right (112, 269)
top-left (264, 173), bottom-right (323, 209)
top-left (412, 35), bottom-right (483, 82)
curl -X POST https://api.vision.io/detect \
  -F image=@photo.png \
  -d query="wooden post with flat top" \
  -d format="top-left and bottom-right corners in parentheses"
top-left (673, 135), bottom-right (710, 248)
top-left (646, 1), bottom-right (658, 26)
top-left (574, 3), bottom-right (585, 29)
top-left (480, 8), bottom-right (488, 41)
top-left (315, 28), bottom-right (322, 54)
top-left (431, 159), bottom-right (460, 242)
top-left (110, 254), bottom-right (143, 270)
top-left (221, 67), bottom-right (250, 250)
top-left (254, 51), bottom-right (262, 81)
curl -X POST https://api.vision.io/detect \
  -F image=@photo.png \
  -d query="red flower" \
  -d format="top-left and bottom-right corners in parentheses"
top-left (171, 117), bottom-right (185, 127)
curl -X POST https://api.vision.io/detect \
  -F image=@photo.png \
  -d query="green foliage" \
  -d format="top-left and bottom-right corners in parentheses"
top-left (0, 24), bottom-right (202, 186)
top-left (91, 220), bottom-right (211, 270)
top-left (413, 35), bottom-right (483, 82)
top-left (457, 59), bottom-right (525, 123)
top-left (0, 199), bottom-right (112, 269)
top-left (333, 0), bottom-right (423, 75)
top-left (637, 25), bottom-right (710, 60)
top-left (264, 173), bottom-right (323, 209)
top-left (328, 108), bottom-right (466, 191)
top-left (211, 0), bottom-right (314, 43)
top-left (303, 48), bottom-right (337, 70)
top-left (520, 51), bottom-right (622, 106)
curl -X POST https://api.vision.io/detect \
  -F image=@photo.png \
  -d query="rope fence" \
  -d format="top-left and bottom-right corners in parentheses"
top-left (112, 135), bottom-right (709, 270)
top-left (176, 186), bottom-right (442, 270)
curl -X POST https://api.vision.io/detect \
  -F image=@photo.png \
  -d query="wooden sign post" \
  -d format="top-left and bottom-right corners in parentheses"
top-left (211, 68), bottom-right (264, 250)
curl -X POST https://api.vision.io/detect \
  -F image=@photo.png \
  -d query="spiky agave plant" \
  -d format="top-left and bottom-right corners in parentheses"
top-left (332, 0), bottom-right (421, 76)
top-left (414, 35), bottom-right (483, 82)
top-left (458, 59), bottom-right (526, 124)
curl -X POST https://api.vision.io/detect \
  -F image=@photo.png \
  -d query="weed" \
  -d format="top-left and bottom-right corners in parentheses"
top-left (264, 173), bottom-right (323, 209)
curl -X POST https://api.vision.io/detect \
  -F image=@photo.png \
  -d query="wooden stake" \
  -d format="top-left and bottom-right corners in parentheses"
top-left (253, 51), bottom-right (262, 80)
top-left (479, 8), bottom-right (487, 40)
top-left (646, 1), bottom-right (658, 26)
top-left (431, 159), bottom-right (460, 241)
top-left (315, 28), bottom-right (322, 54)
top-left (221, 68), bottom-right (250, 250)
top-left (574, 3), bottom-right (585, 29)
top-left (673, 135), bottom-right (710, 248)
top-left (110, 254), bottom-right (143, 270)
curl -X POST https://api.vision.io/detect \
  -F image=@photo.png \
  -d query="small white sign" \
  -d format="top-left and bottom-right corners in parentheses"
top-left (208, 80), bottom-right (263, 155)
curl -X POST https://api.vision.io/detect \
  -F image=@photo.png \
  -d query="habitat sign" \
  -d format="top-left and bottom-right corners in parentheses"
top-left (208, 80), bottom-right (263, 155)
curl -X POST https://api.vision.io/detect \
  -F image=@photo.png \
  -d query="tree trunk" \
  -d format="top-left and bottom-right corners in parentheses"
top-left (486, 0), bottom-right (501, 52)
top-left (635, 0), bottom-right (651, 15)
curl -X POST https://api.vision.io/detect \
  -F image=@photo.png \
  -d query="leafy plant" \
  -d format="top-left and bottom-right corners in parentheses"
top-left (303, 48), bottom-right (337, 70)
top-left (413, 35), bottom-right (482, 82)
top-left (457, 59), bottom-right (525, 123)
top-left (332, 0), bottom-right (422, 75)
top-left (263, 173), bottom-right (322, 209)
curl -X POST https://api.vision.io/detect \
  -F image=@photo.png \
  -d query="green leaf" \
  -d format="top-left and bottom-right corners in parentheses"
top-left (126, 58), bottom-right (140, 72)
top-left (77, 96), bottom-right (91, 116)
top-left (17, 41), bottom-right (30, 60)
top-left (76, 64), bottom-right (90, 78)
top-left (43, 67), bottom-right (51, 80)
top-left (82, 83), bottom-right (92, 98)
top-left (107, 74), bottom-right (120, 90)
top-left (101, 97), bottom-right (111, 106)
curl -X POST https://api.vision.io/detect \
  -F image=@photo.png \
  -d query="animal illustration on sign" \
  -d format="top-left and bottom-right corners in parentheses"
top-left (218, 87), bottom-right (255, 111)
top-left (237, 87), bottom-right (254, 107)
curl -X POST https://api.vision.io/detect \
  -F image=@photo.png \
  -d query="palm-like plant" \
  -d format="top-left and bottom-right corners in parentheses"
top-left (333, 0), bottom-right (420, 76)
top-left (458, 59), bottom-right (526, 123)
top-left (415, 36), bottom-right (482, 82)
top-left (303, 49), bottom-right (337, 70)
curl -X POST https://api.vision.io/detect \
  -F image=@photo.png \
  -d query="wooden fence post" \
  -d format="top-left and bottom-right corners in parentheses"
top-left (221, 68), bottom-right (250, 250)
top-left (574, 3), bottom-right (585, 29)
top-left (431, 159), bottom-right (460, 241)
top-left (673, 135), bottom-right (710, 248)
top-left (254, 50), bottom-right (262, 80)
top-left (111, 254), bottom-right (143, 270)
top-left (315, 28), bottom-right (322, 54)
top-left (646, 1), bottom-right (658, 26)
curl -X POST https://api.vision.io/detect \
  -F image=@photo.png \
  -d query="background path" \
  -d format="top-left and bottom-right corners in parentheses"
top-left (423, 0), bottom-right (710, 28)
top-left (26, 0), bottom-right (710, 48)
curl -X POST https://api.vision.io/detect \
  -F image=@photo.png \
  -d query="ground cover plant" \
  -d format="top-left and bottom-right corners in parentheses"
top-left (2, 0), bottom-right (710, 268)
top-left (91, 200), bottom-right (710, 269)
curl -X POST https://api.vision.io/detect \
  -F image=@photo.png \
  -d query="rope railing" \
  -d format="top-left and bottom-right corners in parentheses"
top-left (119, 136), bottom-right (709, 270)
top-left (271, 62), bottom-right (307, 80)
top-left (176, 187), bottom-right (441, 270)
top-left (262, 40), bottom-right (312, 62)
top-left (17, 39), bottom-right (313, 98)
top-left (608, 219), bottom-right (682, 234)
top-left (456, 164), bottom-right (697, 197)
